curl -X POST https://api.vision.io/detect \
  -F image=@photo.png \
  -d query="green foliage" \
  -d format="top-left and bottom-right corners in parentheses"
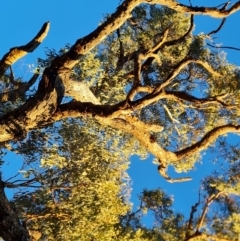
top-left (11, 118), bottom-right (148, 240)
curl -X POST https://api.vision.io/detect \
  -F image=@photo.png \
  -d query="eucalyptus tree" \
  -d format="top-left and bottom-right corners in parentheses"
top-left (1, 0), bottom-right (240, 240)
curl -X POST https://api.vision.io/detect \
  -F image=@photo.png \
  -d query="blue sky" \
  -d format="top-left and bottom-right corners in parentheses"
top-left (1, 0), bottom-right (240, 227)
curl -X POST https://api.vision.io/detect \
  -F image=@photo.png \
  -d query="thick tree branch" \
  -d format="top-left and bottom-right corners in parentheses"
top-left (0, 0), bottom-right (231, 145)
top-left (49, 103), bottom-right (240, 172)
top-left (176, 124), bottom-right (240, 160)
top-left (146, 0), bottom-right (240, 18)
top-left (0, 22), bottom-right (49, 77)
top-left (50, 0), bottom-right (140, 71)
top-left (49, 0), bottom-right (240, 72)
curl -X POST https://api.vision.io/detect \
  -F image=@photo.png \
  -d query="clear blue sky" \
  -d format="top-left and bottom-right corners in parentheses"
top-left (1, 0), bottom-right (240, 227)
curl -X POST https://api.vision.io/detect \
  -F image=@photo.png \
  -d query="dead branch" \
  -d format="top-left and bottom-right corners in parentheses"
top-left (158, 164), bottom-right (192, 182)
top-left (0, 22), bottom-right (49, 76)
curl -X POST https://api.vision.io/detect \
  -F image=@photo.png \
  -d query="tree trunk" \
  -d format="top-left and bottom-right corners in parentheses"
top-left (0, 177), bottom-right (30, 241)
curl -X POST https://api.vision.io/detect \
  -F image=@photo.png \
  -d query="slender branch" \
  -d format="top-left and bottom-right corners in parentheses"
top-left (186, 193), bottom-right (201, 238)
top-left (163, 104), bottom-right (180, 123)
top-left (158, 164), bottom-right (192, 182)
top-left (196, 191), bottom-right (224, 231)
top-left (148, 27), bottom-right (169, 54)
top-left (0, 73), bottom-right (39, 103)
top-left (153, 58), bottom-right (221, 93)
top-left (207, 18), bottom-right (226, 36)
top-left (0, 22), bottom-right (49, 76)
top-left (219, 1), bottom-right (231, 11)
top-left (164, 90), bottom-right (230, 107)
top-left (126, 52), bottom-right (144, 101)
top-left (141, 14), bottom-right (194, 70)
top-left (125, 27), bottom-right (169, 101)
top-left (207, 43), bottom-right (240, 51)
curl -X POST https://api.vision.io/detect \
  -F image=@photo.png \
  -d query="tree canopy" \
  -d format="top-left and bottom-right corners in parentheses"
top-left (0, 1), bottom-right (240, 240)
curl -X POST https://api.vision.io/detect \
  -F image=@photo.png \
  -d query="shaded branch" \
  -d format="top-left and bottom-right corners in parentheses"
top-left (0, 176), bottom-right (30, 240)
top-left (154, 58), bottom-right (222, 93)
top-left (0, 22), bottom-right (49, 76)
top-left (4, 178), bottom-right (39, 189)
top-left (126, 52), bottom-right (144, 102)
top-left (116, 29), bottom-right (127, 70)
top-left (207, 43), bottom-right (240, 51)
top-left (186, 193), bottom-right (201, 238)
top-left (207, 18), bottom-right (226, 36)
top-left (0, 73), bottom-right (39, 103)
top-left (164, 90), bottom-right (230, 107)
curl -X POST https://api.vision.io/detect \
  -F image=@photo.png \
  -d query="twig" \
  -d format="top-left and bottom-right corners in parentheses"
top-left (207, 43), bottom-right (240, 51)
top-left (163, 104), bottom-right (180, 124)
top-left (207, 18), bottom-right (226, 36)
